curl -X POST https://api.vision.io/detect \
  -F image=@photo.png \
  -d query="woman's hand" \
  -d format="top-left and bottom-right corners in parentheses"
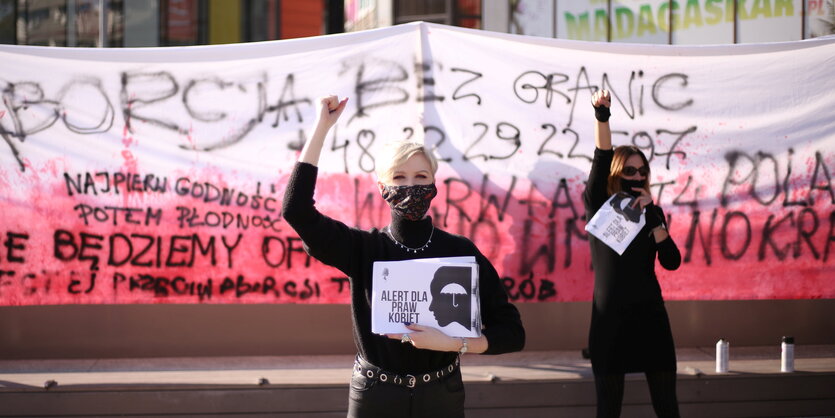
top-left (633, 191), bottom-right (671, 242)
top-left (630, 186), bottom-right (653, 209)
top-left (316, 95), bottom-right (348, 131)
top-left (387, 324), bottom-right (460, 352)
top-left (299, 95), bottom-right (348, 165)
top-left (592, 90), bottom-right (611, 108)
top-left (592, 90), bottom-right (612, 149)
top-left (641, 200), bottom-right (671, 242)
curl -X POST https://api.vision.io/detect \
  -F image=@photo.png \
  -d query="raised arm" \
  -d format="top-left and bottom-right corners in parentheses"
top-left (592, 90), bottom-right (612, 151)
top-left (282, 95), bottom-right (359, 274)
top-left (299, 95), bottom-right (348, 166)
top-left (583, 90), bottom-right (615, 213)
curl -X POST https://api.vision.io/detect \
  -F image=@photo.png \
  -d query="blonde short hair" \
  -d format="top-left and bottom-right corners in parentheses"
top-left (375, 140), bottom-right (439, 183)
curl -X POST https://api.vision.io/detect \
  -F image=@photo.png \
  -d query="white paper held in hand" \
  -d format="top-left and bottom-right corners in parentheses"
top-left (371, 257), bottom-right (481, 338)
top-left (584, 193), bottom-right (647, 255)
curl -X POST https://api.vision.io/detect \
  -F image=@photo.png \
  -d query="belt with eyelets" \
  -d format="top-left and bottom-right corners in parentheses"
top-left (353, 355), bottom-right (460, 389)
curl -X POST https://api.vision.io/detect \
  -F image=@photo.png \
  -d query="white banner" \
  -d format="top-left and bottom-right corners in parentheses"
top-left (0, 23), bottom-right (833, 305)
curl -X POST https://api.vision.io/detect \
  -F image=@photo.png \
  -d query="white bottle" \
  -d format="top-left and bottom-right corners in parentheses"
top-left (781, 336), bottom-right (795, 373)
top-left (716, 338), bottom-right (729, 373)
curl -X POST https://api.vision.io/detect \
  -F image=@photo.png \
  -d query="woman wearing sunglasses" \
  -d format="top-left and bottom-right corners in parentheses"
top-left (583, 90), bottom-right (683, 418)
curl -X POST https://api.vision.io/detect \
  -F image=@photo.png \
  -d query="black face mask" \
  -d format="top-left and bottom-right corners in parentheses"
top-left (620, 179), bottom-right (646, 197)
top-left (380, 184), bottom-right (438, 221)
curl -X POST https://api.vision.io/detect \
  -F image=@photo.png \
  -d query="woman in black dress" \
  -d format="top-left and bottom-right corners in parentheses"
top-left (282, 95), bottom-right (525, 418)
top-left (583, 90), bottom-right (682, 418)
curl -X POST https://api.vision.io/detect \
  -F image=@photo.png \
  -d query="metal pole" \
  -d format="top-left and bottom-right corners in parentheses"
top-left (801, 0), bottom-right (807, 39)
top-left (448, 0), bottom-right (455, 26)
top-left (668, 0), bottom-right (673, 44)
top-left (552, 0), bottom-right (557, 38)
top-left (67, 0), bottom-right (76, 46)
top-left (98, 0), bottom-right (107, 47)
top-left (733, 0), bottom-right (738, 43)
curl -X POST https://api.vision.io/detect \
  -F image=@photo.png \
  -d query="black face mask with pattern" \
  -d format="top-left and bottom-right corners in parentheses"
top-left (380, 184), bottom-right (438, 221)
top-left (620, 179), bottom-right (646, 197)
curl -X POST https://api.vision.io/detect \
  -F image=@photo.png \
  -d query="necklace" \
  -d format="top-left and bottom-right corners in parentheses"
top-left (386, 225), bottom-right (434, 254)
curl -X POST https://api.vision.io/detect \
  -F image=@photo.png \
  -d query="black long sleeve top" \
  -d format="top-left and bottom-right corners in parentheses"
top-left (582, 148), bottom-right (682, 313)
top-left (282, 162), bottom-right (525, 375)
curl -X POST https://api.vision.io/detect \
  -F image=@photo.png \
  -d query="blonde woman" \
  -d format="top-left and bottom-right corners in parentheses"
top-left (584, 90), bottom-right (682, 418)
top-left (282, 96), bottom-right (525, 418)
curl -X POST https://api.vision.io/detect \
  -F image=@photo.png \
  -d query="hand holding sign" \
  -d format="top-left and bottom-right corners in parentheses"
top-left (585, 193), bottom-right (647, 255)
top-left (630, 187), bottom-right (653, 209)
top-left (386, 323), bottom-right (462, 352)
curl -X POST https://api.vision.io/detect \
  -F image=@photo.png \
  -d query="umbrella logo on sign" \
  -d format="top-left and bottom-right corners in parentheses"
top-left (429, 266), bottom-right (472, 331)
top-left (441, 283), bottom-right (467, 307)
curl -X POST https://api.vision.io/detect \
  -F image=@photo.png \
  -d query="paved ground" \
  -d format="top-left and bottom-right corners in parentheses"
top-left (1, 345), bottom-right (833, 389)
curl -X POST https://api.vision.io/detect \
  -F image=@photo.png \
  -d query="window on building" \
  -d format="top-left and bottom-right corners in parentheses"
top-left (394, 0), bottom-right (482, 28)
top-left (806, 0), bottom-right (835, 38)
top-left (17, 0), bottom-right (67, 46)
top-left (0, 0), bottom-right (15, 43)
top-left (243, 0), bottom-right (279, 42)
top-left (455, 0), bottom-right (480, 29)
top-left (394, 0), bottom-right (446, 24)
top-left (14, 0), bottom-right (123, 47)
top-left (161, 0), bottom-right (205, 46)
top-left (71, 0), bottom-right (123, 47)
top-left (737, 0), bottom-right (802, 43)
top-left (511, 0), bottom-right (555, 37)
top-left (124, 0), bottom-right (158, 47)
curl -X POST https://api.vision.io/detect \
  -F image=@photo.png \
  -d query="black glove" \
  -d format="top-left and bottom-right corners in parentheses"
top-left (644, 203), bottom-right (664, 230)
top-left (593, 104), bottom-right (610, 122)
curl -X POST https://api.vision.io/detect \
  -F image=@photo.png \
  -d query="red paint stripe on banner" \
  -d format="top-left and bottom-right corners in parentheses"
top-left (0, 165), bottom-right (833, 306)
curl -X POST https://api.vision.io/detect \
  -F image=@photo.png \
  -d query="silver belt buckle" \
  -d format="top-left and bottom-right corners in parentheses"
top-left (406, 374), bottom-right (416, 388)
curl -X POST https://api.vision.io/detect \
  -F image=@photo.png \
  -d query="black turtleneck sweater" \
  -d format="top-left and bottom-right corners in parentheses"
top-left (282, 162), bottom-right (525, 375)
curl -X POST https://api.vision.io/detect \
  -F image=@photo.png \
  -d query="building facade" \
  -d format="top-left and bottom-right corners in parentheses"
top-left (497, 0), bottom-right (835, 43)
top-left (351, 0), bottom-right (835, 43)
top-left (2, 0), bottom-right (832, 48)
top-left (0, 0), bottom-right (328, 47)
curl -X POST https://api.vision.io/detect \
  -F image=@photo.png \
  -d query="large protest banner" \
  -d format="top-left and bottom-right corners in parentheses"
top-left (0, 22), bottom-right (833, 305)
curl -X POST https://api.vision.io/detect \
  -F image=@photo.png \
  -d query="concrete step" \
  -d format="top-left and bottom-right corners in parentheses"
top-left (1, 346), bottom-right (834, 417)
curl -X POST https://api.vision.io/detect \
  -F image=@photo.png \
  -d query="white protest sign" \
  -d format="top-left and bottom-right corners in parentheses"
top-left (371, 257), bottom-right (480, 338)
top-left (585, 193), bottom-right (647, 255)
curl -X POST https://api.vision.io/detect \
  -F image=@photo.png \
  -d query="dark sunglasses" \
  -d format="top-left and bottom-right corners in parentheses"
top-left (622, 165), bottom-right (649, 176)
